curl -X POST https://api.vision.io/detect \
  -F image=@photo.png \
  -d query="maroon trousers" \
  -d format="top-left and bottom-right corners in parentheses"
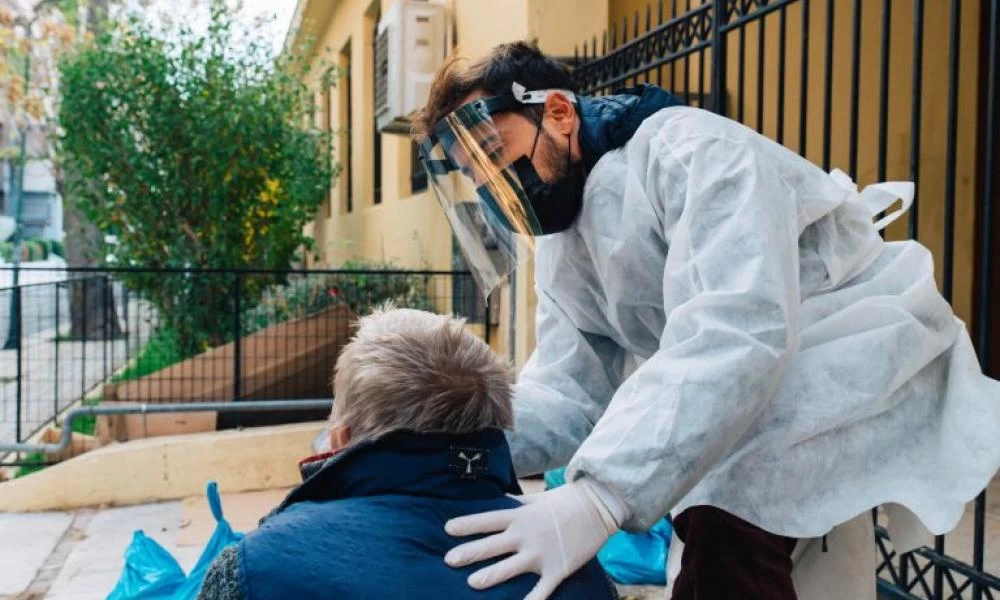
top-left (671, 506), bottom-right (799, 600)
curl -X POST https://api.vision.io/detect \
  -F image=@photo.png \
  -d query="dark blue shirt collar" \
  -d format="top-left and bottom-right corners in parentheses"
top-left (273, 429), bottom-right (522, 515)
top-left (577, 84), bottom-right (685, 172)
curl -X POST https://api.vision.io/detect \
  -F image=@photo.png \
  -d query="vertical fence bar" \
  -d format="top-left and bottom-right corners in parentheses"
top-left (935, 3), bottom-right (963, 594)
top-left (123, 285), bottom-right (130, 362)
top-left (943, 0), bottom-right (960, 306)
top-left (755, 9), bottom-right (765, 132)
top-left (109, 279), bottom-right (115, 376)
top-left (877, 0), bottom-right (892, 184)
top-left (777, 5), bottom-right (786, 144)
top-left (737, 10), bottom-right (746, 122)
top-left (102, 277), bottom-right (109, 381)
top-left (712, 0), bottom-right (728, 116)
top-left (699, 44), bottom-right (707, 109)
top-left (80, 278), bottom-right (87, 408)
top-left (633, 12), bottom-right (640, 86)
top-left (683, 0), bottom-right (692, 103)
top-left (822, 0), bottom-right (834, 171)
top-left (908, 0), bottom-right (924, 241)
top-left (799, 0), bottom-right (810, 157)
top-left (14, 285), bottom-right (22, 444)
top-left (670, 0), bottom-right (677, 90)
top-left (848, 0), bottom-right (861, 178)
top-left (656, 1), bottom-right (664, 87)
top-left (54, 282), bottom-right (59, 418)
top-left (233, 272), bottom-right (243, 401)
top-left (972, 2), bottom-right (999, 599)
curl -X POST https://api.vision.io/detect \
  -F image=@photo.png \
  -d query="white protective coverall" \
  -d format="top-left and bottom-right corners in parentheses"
top-left (507, 106), bottom-right (1000, 595)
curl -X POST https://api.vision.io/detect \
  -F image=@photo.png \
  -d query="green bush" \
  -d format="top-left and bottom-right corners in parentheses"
top-left (242, 261), bottom-right (435, 335)
top-left (112, 327), bottom-right (186, 383)
top-left (59, 5), bottom-right (335, 358)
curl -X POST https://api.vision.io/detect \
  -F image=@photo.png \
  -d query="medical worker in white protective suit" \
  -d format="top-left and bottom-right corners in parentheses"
top-left (412, 41), bottom-right (1000, 600)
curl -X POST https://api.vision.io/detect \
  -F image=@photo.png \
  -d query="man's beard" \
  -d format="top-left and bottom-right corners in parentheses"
top-left (537, 128), bottom-right (585, 185)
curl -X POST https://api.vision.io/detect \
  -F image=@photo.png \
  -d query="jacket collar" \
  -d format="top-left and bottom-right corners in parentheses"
top-left (577, 84), bottom-right (685, 172)
top-left (273, 429), bottom-right (522, 515)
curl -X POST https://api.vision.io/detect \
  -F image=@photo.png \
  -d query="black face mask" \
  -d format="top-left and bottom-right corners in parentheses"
top-left (477, 123), bottom-right (586, 236)
top-left (514, 124), bottom-right (586, 235)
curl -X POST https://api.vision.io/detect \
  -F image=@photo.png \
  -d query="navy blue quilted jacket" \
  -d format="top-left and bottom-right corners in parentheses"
top-left (198, 429), bottom-right (617, 600)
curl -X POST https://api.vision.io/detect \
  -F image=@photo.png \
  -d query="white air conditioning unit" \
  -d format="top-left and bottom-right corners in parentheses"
top-left (375, 0), bottom-right (448, 135)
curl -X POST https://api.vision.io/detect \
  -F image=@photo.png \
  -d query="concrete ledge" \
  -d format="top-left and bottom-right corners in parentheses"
top-left (0, 422), bottom-right (324, 512)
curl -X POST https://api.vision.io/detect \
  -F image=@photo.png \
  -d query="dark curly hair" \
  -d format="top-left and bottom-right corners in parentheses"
top-left (412, 40), bottom-right (577, 136)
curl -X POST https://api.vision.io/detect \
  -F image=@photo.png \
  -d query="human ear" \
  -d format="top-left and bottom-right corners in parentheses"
top-left (330, 425), bottom-right (351, 451)
top-left (543, 91), bottom-right (577, 136)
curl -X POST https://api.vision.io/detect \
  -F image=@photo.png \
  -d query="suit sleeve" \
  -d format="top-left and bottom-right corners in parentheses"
top-left (506, 289), bottom-right (627, 477)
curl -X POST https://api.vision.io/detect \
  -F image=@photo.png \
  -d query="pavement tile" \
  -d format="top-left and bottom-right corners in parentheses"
top-left (0, 512), bottom-right (72, 595)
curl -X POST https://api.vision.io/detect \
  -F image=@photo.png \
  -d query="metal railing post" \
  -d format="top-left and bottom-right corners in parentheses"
top-left (971, 3), bottom-right (999, 598)
top-left (711, 0), bottom-right (728, 116)
top-left (54, 281), bottom-right (60, 418)
top-left (14, 285), bottom-right (22, 444)
top-left (102, 276), bottom-right (109, 381)
top-left (80, 277), bottom-right (87, 400)
top-left (233, 272), bottom-right (243, 401)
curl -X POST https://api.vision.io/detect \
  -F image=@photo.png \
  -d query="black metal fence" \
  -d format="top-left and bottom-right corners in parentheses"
top-left (0, 266), bottom-right (487, 468)
top-left (571, 0), bottom-right (998, 598)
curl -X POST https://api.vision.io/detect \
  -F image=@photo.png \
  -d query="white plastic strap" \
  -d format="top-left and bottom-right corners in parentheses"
top-left (862, 181), bottom-right (915, 231)
top-left (828, 168), bottom-right (915, 232)
top-left (511, 81), bottom-right (577, 105)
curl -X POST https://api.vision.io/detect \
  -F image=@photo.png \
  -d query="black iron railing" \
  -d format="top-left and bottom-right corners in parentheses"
top-left (571, 1), bottom-right (999, 598)
top-left (0, 266), bottom-right (487, 468)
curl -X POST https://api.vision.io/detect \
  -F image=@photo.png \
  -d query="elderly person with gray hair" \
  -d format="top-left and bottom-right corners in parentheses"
top-left (198, 307), bottom-right (617, 600)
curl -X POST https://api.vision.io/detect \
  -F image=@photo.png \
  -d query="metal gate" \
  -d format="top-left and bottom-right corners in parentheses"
top-left (570, 1), bottom-right (999, 598)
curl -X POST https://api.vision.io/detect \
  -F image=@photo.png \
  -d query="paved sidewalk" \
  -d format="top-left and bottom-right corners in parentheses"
top-left (0, 501), bottom-right (207, 600)
top-left (0, 512), bottom-right (73, 596)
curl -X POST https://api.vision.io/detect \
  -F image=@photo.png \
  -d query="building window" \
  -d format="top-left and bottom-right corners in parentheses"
top-left (340, 41), bottom-right (352, 214)
top-left (410, 141), bottom-right (427, 193)
top-left (371, 4), bottom-right (383, 204)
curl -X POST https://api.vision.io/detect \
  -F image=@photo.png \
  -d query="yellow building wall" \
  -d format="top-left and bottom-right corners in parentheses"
top-left (299, 0), bottom-right (451, 274)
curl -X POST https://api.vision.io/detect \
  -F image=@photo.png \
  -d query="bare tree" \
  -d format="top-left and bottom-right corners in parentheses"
top-left (58, 0), bottom-right (123, 339)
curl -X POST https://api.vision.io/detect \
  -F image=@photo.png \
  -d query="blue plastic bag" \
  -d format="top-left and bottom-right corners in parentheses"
top-left (106, 531), bottom-right (186, 599)
top-left (107, 482), bottom-right (244, 599)
top-left (544, 467), bottom-right (672, 585)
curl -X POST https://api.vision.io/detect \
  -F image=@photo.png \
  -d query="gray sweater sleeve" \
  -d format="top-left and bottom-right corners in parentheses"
top-left (196, 545), bottom-right (244, 600)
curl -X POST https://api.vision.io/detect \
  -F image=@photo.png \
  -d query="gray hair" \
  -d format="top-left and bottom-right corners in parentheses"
top-left (329, 305), bottom-right (513, 442)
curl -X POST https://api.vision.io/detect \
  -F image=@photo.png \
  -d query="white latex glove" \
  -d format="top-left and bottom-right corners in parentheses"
top-left (443, 479), bottom-right (621, 600)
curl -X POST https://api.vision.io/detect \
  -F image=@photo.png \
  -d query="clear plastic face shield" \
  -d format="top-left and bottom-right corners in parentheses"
top-left (417, 83), bottom-right (578, 301)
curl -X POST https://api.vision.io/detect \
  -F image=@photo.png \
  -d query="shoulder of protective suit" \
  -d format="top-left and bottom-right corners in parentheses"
top-left (638, 106), bottom-right (758, 149)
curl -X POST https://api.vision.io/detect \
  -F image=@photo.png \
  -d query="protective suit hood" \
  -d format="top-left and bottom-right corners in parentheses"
top-left (576, 84), bottom-right (685, 172)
